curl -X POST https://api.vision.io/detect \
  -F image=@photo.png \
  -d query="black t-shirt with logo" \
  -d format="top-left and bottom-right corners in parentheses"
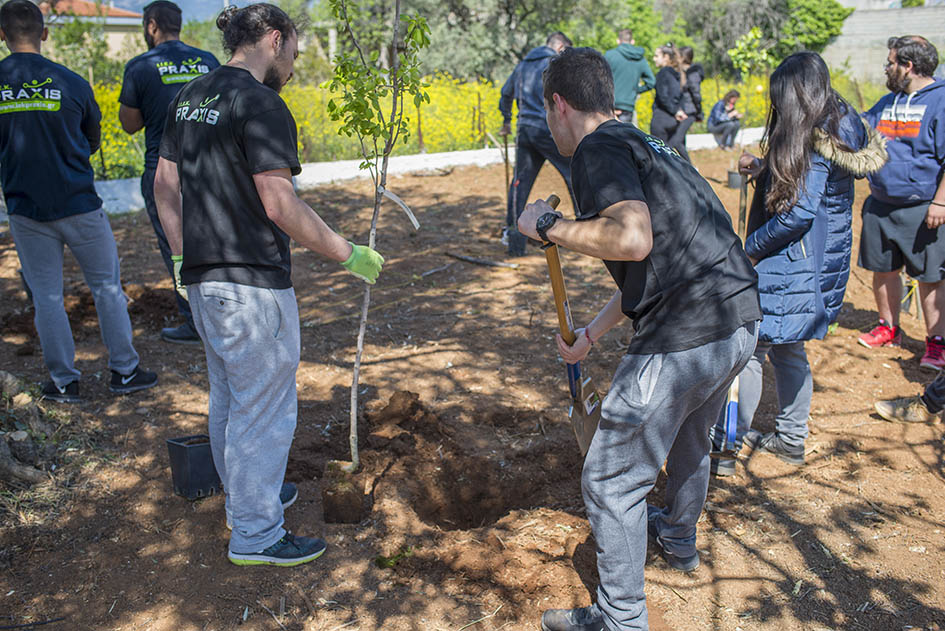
top-left (0, 53), bottom-right (102, 221)
top-left (570, 120), bottom-right (761, 354)
top-left (119, 40), bottom-right (219, 170)
top-left (159, 66), bottom-right (301, 289)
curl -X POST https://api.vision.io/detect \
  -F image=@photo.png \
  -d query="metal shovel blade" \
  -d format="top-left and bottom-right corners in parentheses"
top-left (709, 376), bottom-right (739, 460)
top-left (567, 362), bottom-right (601, 457)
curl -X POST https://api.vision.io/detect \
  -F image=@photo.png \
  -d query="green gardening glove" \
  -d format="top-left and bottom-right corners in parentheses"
top-left (171, 254), bottom-right (187, 301)
top-left (341, 242), bottom-right (384, 284)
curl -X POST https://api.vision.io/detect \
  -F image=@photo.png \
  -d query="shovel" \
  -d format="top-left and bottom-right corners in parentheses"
top-left (710, 377), bottom-right (739, 460)
top-left (736, 171), bottom-right (748, 240)
top-left (541, 194), bottom-right (602, 456)
top-left (710, 176), bottom-right (748, 460)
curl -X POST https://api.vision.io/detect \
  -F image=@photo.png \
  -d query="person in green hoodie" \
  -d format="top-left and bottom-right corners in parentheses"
top-left (604, 29), bottom-right (655, 124)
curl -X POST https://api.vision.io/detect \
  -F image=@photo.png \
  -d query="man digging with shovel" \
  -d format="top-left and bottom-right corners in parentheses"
top-left (517, 47), bottom-right (761, 631)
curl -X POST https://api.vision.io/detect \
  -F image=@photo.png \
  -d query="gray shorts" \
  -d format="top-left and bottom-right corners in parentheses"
top-left (858, 195), bottom-right (945, 282)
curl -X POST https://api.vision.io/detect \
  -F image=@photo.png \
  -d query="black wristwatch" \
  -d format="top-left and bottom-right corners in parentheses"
top-left (536, 211), bottom-right (561, 243)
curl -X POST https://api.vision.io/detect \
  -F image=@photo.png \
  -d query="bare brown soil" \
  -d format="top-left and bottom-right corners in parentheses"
top-left (1, 148), bottom-right (944, 631)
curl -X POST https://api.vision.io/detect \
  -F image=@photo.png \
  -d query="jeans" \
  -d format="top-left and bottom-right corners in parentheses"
top-left (141, 167), bottom-right (194, 328)
top-left (583, 322), bottom-right (757, 630)
top-left (922, 372), bottom-right (945, 413)
top-left (707, 120), bottom-right (741, 148)
top-left (9, 211), bottom-right (139, 386)
top-left (710, 340), bottom-right (813, 452)
top-left (188, 281), bottom-right (300, 554)
top-left (506, 124), bottom-right (575, 228)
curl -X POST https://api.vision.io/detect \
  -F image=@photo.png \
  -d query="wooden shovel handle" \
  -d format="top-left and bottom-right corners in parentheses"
top-left (541, 195), bottom-right (577, 345)
top-left (737, 176), bottom-right (748, 241)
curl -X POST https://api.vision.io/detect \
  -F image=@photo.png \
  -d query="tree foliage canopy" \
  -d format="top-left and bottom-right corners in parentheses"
top-left (772, 0), bottom-right (853, 61)
top-left (139, 0), bottom-right (854, 85)
top-left (674, 0), bottom-right (852, 74)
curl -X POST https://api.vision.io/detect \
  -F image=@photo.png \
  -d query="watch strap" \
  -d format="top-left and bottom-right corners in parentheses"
top-left (537, 212), bottom-right (560, 242)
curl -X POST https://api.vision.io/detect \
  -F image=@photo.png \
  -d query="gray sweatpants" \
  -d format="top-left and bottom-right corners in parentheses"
top-left (9, 211), bottom-right (139, 386)
top-left (584, 322), bottom-right (757, 631)
top-left (188, 281), bottom-right (300, 554)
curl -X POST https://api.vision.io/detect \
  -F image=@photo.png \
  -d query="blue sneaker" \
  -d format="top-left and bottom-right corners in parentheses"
top-left (646, 504), bottom-right (700, 572)
top-left (228, 532), bottom-right (326, 567)
top-left (226, 482), bottom-right (298, 530)
top-left (279, 481), bottom-right (298, 509)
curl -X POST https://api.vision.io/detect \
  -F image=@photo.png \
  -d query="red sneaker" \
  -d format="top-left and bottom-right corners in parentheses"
top-left (858, 321), bottom-right (901, 348)
top-left (920, 336), bottom-right (945, 371)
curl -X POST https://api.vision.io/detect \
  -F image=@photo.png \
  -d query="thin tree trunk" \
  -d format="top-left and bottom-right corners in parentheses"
top-left (346, 0), bottom-right (403, 473)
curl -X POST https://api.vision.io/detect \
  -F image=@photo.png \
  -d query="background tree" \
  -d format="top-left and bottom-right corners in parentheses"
top-left (770, 0), bottom-right (853, 61)
top-left (45, 7), bottom-right (124, 83)
top-left (408, 0), bottom-right (579, 81)
top-left (180, 18), bottom-right (225, 62)
top-left (671, 0), bottom-right (851, 75)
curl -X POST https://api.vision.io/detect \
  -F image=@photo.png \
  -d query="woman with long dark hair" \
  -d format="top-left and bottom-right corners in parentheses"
top-left (650, 43), bottom-right (693, 160)
top-left (711, 52), bottom-right (887, 475)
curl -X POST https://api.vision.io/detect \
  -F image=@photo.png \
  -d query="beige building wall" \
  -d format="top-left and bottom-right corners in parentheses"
top-left (105, 27), bottom-right (144, 58)
top-left (822, 6), bottom-right (945, 81)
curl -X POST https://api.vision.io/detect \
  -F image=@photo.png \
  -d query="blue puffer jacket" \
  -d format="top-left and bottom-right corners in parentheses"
top-left (746, 106), bottom-right (887, 344)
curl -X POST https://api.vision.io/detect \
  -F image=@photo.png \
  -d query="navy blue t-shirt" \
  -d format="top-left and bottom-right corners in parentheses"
top-left (0, 53), bottom-right (102, 222)
top-left (160, 66), bottom-right (301, 289)
top-left (119, 40), bottom-right (219, 169)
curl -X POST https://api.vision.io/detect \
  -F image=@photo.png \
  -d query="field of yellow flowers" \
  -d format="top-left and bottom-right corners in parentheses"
top-left (94, 75), bottom-right (509, 180)
top-left (93, 71), bottom-right (882, 181)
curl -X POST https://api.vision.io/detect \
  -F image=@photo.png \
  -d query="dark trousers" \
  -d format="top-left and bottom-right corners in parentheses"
top-left (922, 372), bottom-right (945, 412)
top-left (506, 125), bottom-right (575, 229)
top-left (141, 167), bottom-right (193, 327)
top-left (650, 109), bottom-right (694, 162)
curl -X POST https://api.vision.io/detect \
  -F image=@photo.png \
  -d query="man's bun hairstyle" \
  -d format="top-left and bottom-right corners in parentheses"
top-left (216, 3), bottom-right (296, 57)
top-left (143, 1), bottom-right (182, 36)
top-left (0, 0), bottom-right (44, 45)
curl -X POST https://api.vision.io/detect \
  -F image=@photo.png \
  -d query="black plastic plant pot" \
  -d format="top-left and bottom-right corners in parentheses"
top-left (166, 434), bottom-right (222, 500)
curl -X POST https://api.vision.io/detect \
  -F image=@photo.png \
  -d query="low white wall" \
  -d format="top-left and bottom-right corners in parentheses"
top-left (0, 127), bottom-right (764, 220)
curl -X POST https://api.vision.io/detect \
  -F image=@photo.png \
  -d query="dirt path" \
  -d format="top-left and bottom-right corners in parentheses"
top-left (1, 148), bottom-right (943, 631)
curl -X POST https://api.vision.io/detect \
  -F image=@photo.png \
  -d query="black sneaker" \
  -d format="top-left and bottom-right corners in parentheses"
top-left (160, 322), bottom-right (201, 346)
top-left (744, 430), bottom-right (805, 465)
top-left (228, 532), bottom-right (326, 567)
top-left (646, 504), bottom-right (700, 572)
top-left (541, 604), bottom-right (604, 631)
top-left (41, 380), bottom-right (82, 403)
top-left (109, 366), bottom-right (158, 394)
